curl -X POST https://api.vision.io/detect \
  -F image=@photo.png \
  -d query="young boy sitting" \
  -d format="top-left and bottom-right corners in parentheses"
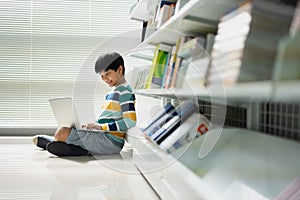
top-left (33, 52), bottom-right (137, 156)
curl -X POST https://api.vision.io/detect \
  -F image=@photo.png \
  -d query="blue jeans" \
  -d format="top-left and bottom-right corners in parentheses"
top-left (65, 128), bottom-right (124, 155)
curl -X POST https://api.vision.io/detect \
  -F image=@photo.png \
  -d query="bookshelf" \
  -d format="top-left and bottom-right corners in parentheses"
top-left (129, 0), bottom-right (300, 103)
top-left (128, 0), bottom-right (300, 199)
top-left (127, 127), bottom-right (300, 199)
top-left (135, 80), bottom-right (300, 103)
top-left (131, 0), bottom-right (243, 48)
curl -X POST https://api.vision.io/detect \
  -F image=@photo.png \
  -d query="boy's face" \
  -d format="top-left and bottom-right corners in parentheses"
top-left (100, 65), bottom-right (123, 87)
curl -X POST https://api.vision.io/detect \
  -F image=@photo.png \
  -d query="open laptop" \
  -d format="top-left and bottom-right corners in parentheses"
top-left (49, 97), bottom-right (83, 130)
top-left (49, 97), bottom-right (103, 133)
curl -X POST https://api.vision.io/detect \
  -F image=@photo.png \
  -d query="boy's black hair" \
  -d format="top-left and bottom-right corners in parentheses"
top-left (95, 52), bottom-right (125, 75)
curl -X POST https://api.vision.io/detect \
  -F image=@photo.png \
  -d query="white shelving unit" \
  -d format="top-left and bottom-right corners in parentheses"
top-left (130, 0), bottom-right (300, 103)
top-left (127, 127), bottom-right (300, 200)
top-left (128, 0), bottom-right (300, 199)
top-left (132, 0), bottom-right (243, 47)
top-left (135, 80), bottom-right (300, 103)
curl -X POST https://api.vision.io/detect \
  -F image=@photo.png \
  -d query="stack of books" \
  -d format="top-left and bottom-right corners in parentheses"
top-left (140, 100), bottom-right (210, 153)
top-left (206, 0), bottom-right (295, 86)
top-left (206, 1), bottom-right (252, 86)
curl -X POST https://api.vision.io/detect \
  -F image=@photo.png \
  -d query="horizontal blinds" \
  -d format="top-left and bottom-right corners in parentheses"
top-left (0, 0), bottom-right (144, 128)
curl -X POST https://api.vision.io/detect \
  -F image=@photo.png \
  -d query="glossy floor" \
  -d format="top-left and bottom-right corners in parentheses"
top-left (0, 137), bottom-right (159, 200)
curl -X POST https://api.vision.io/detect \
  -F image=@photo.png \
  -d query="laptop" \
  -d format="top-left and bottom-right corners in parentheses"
top-left (49, 97), bottom-right (83, 130)
top-left (49, 97), bottom-right (103, 132)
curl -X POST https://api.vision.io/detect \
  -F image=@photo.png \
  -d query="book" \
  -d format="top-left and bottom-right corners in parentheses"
top-left (129, 65), bottom-right (151, 89)
top-left (155, 3), bottom-right (176, 28)
top-left (178, 36), bottom-right (206, 59)
top-left (150, 100), bottom-right (198, 144)
top-left (139, 102), bottom-right (175, 132)
top-left (180, 57), bottom-right (210, 89)
top-left (159, 113), bottom-right (199, 152)
top-left (169, 56), bottom-right (183, 88)
top-left (205, 1), bottom-right (252, 86)
top-left (152, 49), bottom-right (171, 88)
top-left (144, 109), bottom-right (178, 137)
top-left (160, 113), bottom-right (210, 153)
top-left (145, 44), bottom-right (171, 89)
top-left (162, 40), bottom-right (181, 89)
top-left (150, 114), bottom-right (180, 142)
top-left (169, 36), bottom-right (191, 88)
top-left (129, 0), bottom-right (157, 22)
top-left (174, 59), bottom-right (189, 88)
top-left (174, 36), bottom-right (210, 89)
top-left (206, 0), bottom-right (295, 86)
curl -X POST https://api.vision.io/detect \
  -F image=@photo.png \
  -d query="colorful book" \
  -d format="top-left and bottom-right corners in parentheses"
top-left (145, 110), bottom-right (178, 137)
top-left (145, 44), bottom-right (160, 89)
top-left (156, 3), bottom-right (175, 28)
top-left (139, 102), bottom-right (175, 132)
top-left (150, 100), bottom-right (198, 144)
top-left (162, 37), bottom-right (183, 88)
top-left (169, 36), bottom-right (190, 88)
top-left (145, 44), bottom-right (171, 89)
top-left (161, 114), bottom-right (210, 153)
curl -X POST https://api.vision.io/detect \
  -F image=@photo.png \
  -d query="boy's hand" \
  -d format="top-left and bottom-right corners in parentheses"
top-left (81, 123), bottom-right (103, 130)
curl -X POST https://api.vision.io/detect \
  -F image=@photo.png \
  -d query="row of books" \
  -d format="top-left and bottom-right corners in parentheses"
top-left (154, 1), bottom-right (176, 28)
top-left (139, 100), bottom-right (210, 153)
top-left (134, 0), bottom-right (298, 90)
top-left (207, 0), bottom-right (297, 86)
top-left (144, 34), bottom-right (214, 89)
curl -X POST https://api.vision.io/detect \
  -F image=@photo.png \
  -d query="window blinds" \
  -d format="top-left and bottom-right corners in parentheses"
top-left (0, 0), bottom-right (145, 128)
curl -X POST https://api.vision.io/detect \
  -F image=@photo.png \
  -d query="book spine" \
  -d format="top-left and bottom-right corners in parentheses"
top-left (159, 113), bottom-right (199, 151)
top-left (146, 110), bottom-right (177, 137)
top-left (170, 36), bottom-right (190, 88)
top-left (151, 50), bottom-right (170, 88)
top-left (140, 102), bottom-right (175, 132)
top-left (166, 114), bottom-right (210, 153)
top-left (145, 45), bottom-right (160, 89)
top-left (163, 39), bottom-right (181, 88)
top-left (153, 101), bottom-right (198, 144)
top-left (151, 115), bottom-right (181, 142)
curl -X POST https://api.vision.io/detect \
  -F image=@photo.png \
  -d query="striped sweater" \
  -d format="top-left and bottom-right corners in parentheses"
top-left (97, 83), bottom-right (136, 142)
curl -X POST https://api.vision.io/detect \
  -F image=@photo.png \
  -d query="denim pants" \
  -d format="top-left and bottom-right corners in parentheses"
top-left (65, 128), bottom-right (124, 155)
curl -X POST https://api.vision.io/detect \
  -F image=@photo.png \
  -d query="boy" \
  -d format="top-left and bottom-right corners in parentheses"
top-left (33, 52), bottom-right (137, 156)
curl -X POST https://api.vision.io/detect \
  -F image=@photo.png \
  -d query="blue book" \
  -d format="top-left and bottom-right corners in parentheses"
top-left (151, 100), bottom-right (198, 144)
top-left (139, 103), bottom-right (175, 132)
top-left (145, 110), bottom-right (178, 137)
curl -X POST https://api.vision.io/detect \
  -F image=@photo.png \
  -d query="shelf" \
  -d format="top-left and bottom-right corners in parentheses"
top-left (134, 80), bottom-right (300, 103)
top-left (127, 127), bottom-right (300, 199)
top-left (127, 1), bottom-right (300, 199)
top-left (133, 0), bottom-right (243, 49)
top-left (180, 128), bottom-right (300, 199)
top-left (127, 126), bottom-right (222, 200)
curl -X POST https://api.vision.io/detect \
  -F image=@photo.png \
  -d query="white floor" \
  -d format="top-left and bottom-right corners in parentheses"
top-left (0, 137), bottom-right (159, 200)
